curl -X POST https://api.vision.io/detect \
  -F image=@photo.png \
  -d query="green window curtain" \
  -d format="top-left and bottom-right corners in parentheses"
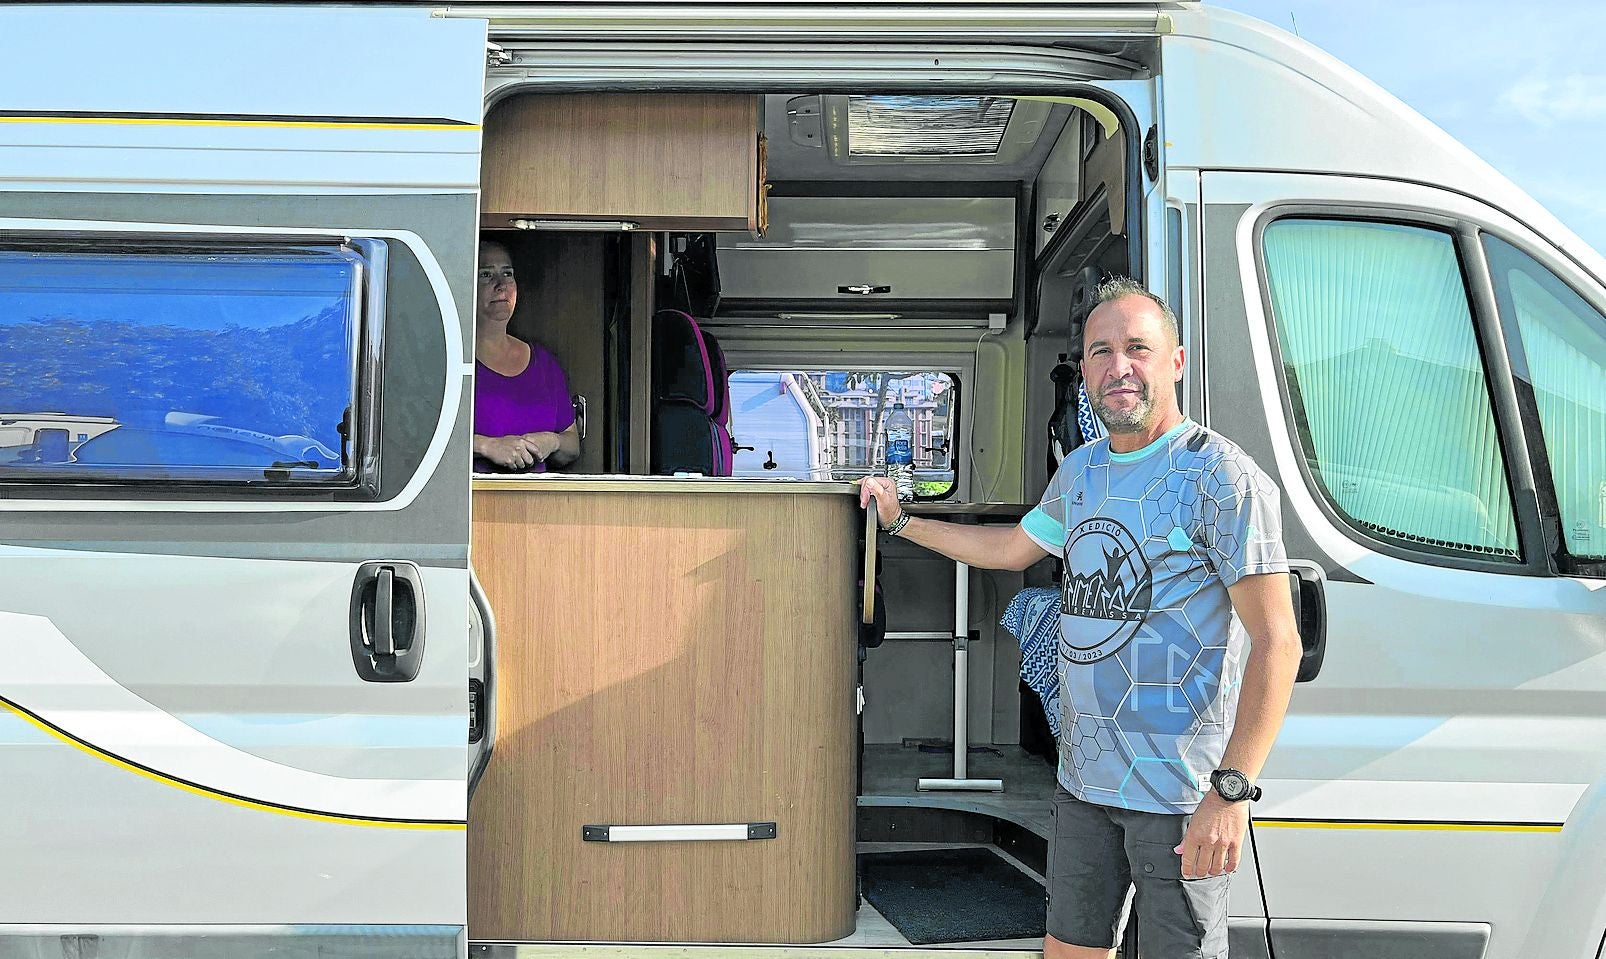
top-left (1484, 236), bottom-right (1606, 562)
top-left (1262, 219), bottom-right (1519, 559)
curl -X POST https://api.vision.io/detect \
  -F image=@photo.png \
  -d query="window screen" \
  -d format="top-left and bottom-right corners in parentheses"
top-left (0, 238), bottom-right (376, 487)
top-left (1483, 235), bottom-right (1606, 564)
top-left (1262, 218), bottom-right (1519, 560)
top-left (729, 369), bottom-right (958, 498)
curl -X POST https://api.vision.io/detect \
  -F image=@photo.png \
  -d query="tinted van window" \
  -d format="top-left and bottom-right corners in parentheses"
top-left (1484, 235), bottom-right (1606, 564)
top-left (0, 239), bottom-right (377, 487)
top-left (1262, 218), bottom-right (1519, 560)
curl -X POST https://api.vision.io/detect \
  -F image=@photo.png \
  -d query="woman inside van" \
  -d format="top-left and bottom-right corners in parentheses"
top-left (472, 239), bottom-right (581, 473)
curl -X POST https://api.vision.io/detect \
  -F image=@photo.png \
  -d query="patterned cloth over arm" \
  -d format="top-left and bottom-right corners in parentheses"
top-left (1002, 587), bottom-right (1064, 739)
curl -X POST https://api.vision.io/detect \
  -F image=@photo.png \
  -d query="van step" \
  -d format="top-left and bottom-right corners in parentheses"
top-left (470, 945), bottom-right (1042, 959)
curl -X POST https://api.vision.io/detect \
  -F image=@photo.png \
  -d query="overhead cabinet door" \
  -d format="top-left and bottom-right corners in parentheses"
top-left (717, 196), bottom-right (1016, 310)
top-left (0, 7), bottom-right (485, 954)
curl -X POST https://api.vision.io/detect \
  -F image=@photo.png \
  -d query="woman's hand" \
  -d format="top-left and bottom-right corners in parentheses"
top-left (522, 432), bottom-right (558, 463)
top-left (475, 434), bottom-right (540, 470)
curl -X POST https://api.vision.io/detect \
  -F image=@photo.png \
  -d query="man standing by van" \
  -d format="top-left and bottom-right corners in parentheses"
top-left (860, 278), bottom-right (1302, 959)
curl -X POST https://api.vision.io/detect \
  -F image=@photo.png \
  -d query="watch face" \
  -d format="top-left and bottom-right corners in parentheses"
top-left (1217, 770), bottom-right (1249, 801)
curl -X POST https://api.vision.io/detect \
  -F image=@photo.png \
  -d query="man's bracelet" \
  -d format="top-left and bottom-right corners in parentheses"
top-left (884, 512), bottom-right (912, 538)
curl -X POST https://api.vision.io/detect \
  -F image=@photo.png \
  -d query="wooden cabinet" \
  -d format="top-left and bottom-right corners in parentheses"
top-left (482, 93), bottom-right (766, 232)
top-left (468, 480), bottom-right (859, 944)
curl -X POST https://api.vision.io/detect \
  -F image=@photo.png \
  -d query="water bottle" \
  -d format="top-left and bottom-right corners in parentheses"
top-left (885, 402), bottom-right (915, 502)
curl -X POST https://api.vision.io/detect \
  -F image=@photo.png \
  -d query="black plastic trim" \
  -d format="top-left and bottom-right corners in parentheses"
top-left (1459, 230), bottom-right (1558, 574)
top-left (350, 560), bottom-right (427, 683)
top-left (1288, 564), bottom-right (1327, 683)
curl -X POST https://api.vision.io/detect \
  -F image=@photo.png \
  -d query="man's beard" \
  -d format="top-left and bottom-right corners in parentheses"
top-left (1091, 380), bottom-right (1153, 433)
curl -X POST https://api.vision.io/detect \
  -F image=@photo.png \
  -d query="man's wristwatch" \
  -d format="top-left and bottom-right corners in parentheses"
top-left (1209, 768), bottom-right (1261, 803)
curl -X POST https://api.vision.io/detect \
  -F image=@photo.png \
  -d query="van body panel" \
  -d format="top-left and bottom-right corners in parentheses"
top-left (1198, 170), bottom-right (1606, 959)
top-left (0, 7), bottom-right (483, 192)
top-left (1162, 8), bottom-right (1606, 288)
top-left (0, 3), bottom-right (483, 939)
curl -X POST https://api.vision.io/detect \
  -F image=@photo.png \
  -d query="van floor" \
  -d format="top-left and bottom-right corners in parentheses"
top-left (859, 743), bottom-right (1059, 838)
top-left (836, 841), bottom-right (1044, 951)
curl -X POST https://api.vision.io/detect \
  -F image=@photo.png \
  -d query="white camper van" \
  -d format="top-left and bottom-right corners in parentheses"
top-left (0, 3), bottom-right (1602, 959)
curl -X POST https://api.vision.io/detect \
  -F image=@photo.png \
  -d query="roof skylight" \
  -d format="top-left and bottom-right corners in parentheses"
top-left (845, 96), bottom-right (1016, 157)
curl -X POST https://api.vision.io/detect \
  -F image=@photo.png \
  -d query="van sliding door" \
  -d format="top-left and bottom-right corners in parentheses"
top-left (0, 7), bottom-right (485, 956)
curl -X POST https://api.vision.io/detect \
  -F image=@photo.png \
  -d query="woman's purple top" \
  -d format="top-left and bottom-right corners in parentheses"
top-left (474, 342), bottom-right (573, 473)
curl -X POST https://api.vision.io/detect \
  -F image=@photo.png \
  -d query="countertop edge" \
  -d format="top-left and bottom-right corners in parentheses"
top-left (472, 476), bottom-right (861, 495)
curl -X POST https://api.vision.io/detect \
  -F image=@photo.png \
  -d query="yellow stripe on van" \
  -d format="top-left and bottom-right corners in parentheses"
top-left (1256, 818), bottom-right (1562, 833)
top-left (0, 116), bottom-right (478, 132)
top-left (0, 698), bottom-right (465, 831)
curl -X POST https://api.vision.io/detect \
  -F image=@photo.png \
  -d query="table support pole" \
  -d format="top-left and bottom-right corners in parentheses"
top-left (918, 560), bottom-right (1003, 793)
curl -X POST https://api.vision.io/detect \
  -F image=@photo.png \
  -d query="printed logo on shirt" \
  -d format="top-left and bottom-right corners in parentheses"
top-left (1072, 489), bottom-right (1084, 506)
top-left (1060, 517), bottom-right (1153, 664)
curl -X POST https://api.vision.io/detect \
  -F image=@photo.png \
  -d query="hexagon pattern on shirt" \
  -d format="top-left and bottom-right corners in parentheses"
top-left (1019, 421), bottom-right (1288, 814)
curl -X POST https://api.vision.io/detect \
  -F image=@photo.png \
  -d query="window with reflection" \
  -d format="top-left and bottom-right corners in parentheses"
top-left (0, 238), bottom-right (379, 488)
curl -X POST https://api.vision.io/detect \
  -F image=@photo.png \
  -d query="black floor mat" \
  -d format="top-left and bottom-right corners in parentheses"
top-left (859, 847), bottom-right (1047, 945)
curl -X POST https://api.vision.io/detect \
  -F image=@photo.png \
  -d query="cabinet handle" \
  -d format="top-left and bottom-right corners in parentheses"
top-left (582, 822), bottom-right (777, 842)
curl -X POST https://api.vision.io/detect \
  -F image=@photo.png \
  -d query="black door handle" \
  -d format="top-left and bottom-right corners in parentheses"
top-left (1288, 566), bottom-right (1327, 683)
top-left (373, 566), bottom-right (396, 657)
top-left (350, 561), bottom-right (427, 682)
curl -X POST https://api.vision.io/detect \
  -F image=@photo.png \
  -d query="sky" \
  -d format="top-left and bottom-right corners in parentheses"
top-left (1209, 0), bottom-right (1606, 256)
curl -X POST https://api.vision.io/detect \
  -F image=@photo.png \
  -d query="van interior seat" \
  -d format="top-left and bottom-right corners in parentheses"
top-left (650, 308), bottom-right (734, 476)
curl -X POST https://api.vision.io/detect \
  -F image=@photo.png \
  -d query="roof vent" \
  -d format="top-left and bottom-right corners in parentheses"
top-left (846, 96), bottom-right (1015, 157)
top-left (785, 94), bottom-right (1050, 166)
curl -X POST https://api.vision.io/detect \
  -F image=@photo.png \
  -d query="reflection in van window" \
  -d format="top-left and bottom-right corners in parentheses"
top-left (730, 370), bottom-right (957, 497)
top-left (0, 241), bottom-right (371, 485)
top-left (1262, 219), bottom-right (1519, 560)
top-left (1483, 235), bottom-right (1606, 562)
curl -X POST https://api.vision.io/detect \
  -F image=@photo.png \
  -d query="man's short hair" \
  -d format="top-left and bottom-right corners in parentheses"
top-left (1091, 275), bottom-right (1179, 347)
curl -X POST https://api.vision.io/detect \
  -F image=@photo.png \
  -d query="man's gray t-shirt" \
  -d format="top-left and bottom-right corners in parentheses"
top-left (1021, 419), bottom-right (1288, 814)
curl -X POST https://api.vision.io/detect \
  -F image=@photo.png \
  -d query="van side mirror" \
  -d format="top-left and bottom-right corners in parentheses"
top-left (1288, 566), bottom-right (1327, 683)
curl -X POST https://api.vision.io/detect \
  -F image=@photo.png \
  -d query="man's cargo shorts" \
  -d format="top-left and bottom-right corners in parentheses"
top-left (1047, 786), bottom-right (1231, 958)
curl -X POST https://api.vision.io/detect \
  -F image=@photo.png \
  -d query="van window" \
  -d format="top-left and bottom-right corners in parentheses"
top-left (1261, 219), bottom-right (1520, 560)
top-left (729, 369), bottom-right (958, 497)
top-left (0, 238), bottom-right (375, 488)
top-left (1483, 235), bottom-right (1606, 564)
